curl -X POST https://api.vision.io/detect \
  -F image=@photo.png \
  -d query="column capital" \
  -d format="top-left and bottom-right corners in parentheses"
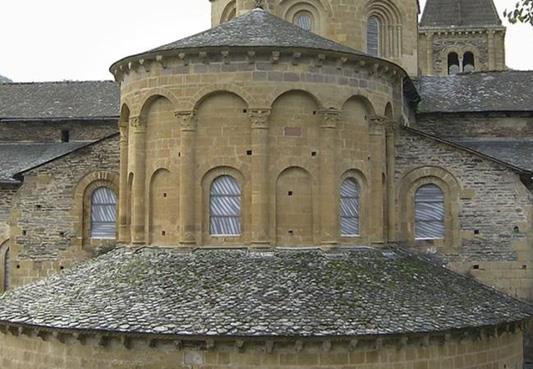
top-left (175, 110), bottom-right (197, 132)
top-left (318, 108), bottom-right (341, 129)
top-left (248, 108), bottom-right (271, 129)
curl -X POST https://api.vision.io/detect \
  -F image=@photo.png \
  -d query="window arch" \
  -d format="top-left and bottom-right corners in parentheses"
top-left (294, 10), bottom-right (314, 31)
top-left (210, 175), bottom-right (241, 236)
top-left (91, 187), bottom-right (117, 239)
top-left (0, 240), bottom-right (9, 292)
top-left (448, 52), bottom-right (460, 75)
top-left (340, 178), bottom-right (360, 236)
top-left (415, 184), bottom-right (445, 240)
top-left (367, 16), bottom-right (380, 56)
top-left (463, 52), bottom-right (475, 72)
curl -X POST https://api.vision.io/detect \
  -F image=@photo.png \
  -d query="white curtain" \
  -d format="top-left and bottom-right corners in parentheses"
top-left (210, 176), bottom-right (241, 236)
top-left (91, 187), bottom-right (117, 239)
top-left (415, 184), bottom-right (445, 240)
top-left (340, 178), bottom-right (360, 236)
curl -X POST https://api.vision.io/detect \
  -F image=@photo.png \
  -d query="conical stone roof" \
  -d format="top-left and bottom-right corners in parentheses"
top-left (420, 0), bottom-right (502, 27)
top-left (111, 8), bottom-right (364, 70)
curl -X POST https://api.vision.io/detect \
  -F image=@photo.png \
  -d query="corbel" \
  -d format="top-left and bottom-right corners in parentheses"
top-left (322, 339), bottom-right (332, 352)
top-left (349, 339), bottom-right (359, 350)
top-left (148, 338), bottom-right (158, 348)
top-left (52, 331), bottom-right (66, 343)
top-left (247, 50), bottom-right (256, 64)
top-left (271, 51), bottom-right (280, 64)
top-left (139, 58), bottom-right (151, 73)
top-left (375, 338), bottom-right (383, 350)
top-left (155, 55), bottom-right (167, 69)
top-left (206, 338), bottom-right (215, 350)
top-left (315, 53), bottom-right (326, 67)
top-left (121, 335), bottom-right (132, 350)
top-left (235, 339), bottom-right (245, 352)
top-left (174, 339), bottom-right (184, 350)
top-left (291, 52), bottom-right (302, 65)
top-left (221, 50), bottom-right (230, 64)
top-left (399, 336), bottom-right (408, 349)
top-left (73, 332), bottom-right (86, 345)
top-left (422, 335), bottom-right (430, 347)
top-left (265, 340), bottom-right (274, 353)
top-left (199, 51), bottom-right (209, 64)
top-left (98, 335), bottom-right (109, 347)
top-left (294, 340), bottom-right (304, 352)
top-left (336, 56), bottom-right (348, 70)
top-left (178, 52), bottom-right (189, 66)
top-left (37, 330), bottom-right (50, 342)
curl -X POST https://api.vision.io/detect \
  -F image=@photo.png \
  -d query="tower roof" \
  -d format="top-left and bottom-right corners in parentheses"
top-left (420, 0), bottom-right (502, 27)
top-left (111, 8), bottom-right (364, 71)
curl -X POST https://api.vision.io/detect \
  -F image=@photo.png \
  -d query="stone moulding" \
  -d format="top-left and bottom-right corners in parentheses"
top-left (0, 320), bottom-right (526, 352)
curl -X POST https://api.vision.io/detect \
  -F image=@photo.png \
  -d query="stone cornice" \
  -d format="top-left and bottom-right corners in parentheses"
top-left (419, 26), bottom-right (506, 36)
top-left (0, 320), bottom-right (525, 352)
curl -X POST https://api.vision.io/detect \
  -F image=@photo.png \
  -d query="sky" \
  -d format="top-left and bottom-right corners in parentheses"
top-left (0, 0), bottom-right (531, 82)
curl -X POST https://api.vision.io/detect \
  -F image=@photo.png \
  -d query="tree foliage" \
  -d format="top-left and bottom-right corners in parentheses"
top-left (504, 0), bottom-right (533, 25)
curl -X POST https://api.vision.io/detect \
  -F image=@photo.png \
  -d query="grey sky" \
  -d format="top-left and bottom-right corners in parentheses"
top-left (1, 0), bottom-right (531, 82)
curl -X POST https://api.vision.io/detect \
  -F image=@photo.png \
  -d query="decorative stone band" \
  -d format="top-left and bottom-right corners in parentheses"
top-left (0, 320), bottom-right (525, 353)
top-left (174, 110), bottom-right (197, 132)
top-left (248, 108), bottom-right (271, 129)
top-left (318, 108), bottom-right (341, 129)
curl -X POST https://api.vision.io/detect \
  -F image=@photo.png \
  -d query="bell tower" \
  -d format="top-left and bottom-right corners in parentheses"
top-left (418, 0), bottom-right (506, 76)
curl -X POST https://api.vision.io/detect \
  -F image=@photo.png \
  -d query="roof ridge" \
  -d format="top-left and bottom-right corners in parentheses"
top-left (0, 80), bottom-right (116, 86)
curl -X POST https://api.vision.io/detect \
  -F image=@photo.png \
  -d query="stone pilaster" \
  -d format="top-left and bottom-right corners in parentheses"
top-left (249, 108), bottom-right (271, 246)
top-left (130, 116), bottom-right (146, 245)
top-left (117, 120), bottom-right (130, 244)
top-left (175, 110), bottom-right (197, 246)
top-left (384, 117), bottom-right (397, 243)
top-left (368, 115), bottom-right (387, 245)
top-left (319, 109), bottom-right (340, 245)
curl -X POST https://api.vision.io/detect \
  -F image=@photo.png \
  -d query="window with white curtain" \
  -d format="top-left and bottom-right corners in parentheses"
top-left (367, 16), bottom-right (380, 57)
top-left (340, 178), bottom-right (360, 236)
top-left (415, 184), bottom-right (445, 240)
top-left (294, 11), bottom-right (313, 31)
top-left (210, 176), bottom-right (241, 236)
top-left (91, 187), bottom-right (117, 239)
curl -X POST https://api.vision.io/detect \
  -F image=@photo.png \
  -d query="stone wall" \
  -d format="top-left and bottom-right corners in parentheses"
top-left (8, 135), bottom-right (120, 287)
top-left (0, 186), bottom-right (18, 243)
top-left (0, 330), bottom-right (524, 369)
top-left (395, 128), bottom-right (533, 301)
top-left (0, 120), bottom-right (117, 142)
top-left (414, 113), bottom-right (533, 139)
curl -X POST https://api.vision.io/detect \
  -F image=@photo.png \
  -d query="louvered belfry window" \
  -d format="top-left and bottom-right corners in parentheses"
top-left (294, 11), bottom-right (313, 31)
top-left (340, 178), bottom-right (360, 236)
top-left (91, 187), bottom-right (117, 239)
top-left (210, 175), bottom-right (241, 236)
top-left (415, 184), bottom-right (445, 240)
top-left (367, 16), bottom-right (380, 57)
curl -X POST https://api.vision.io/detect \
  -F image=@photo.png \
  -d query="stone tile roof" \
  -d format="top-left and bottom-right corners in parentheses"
top-left (454, 139), bottom-right (533, 172)
top-left (0, 142), bottom-right (89, 184)
top-left (416, 71), bottom-right (533, 113)
top-left (0, 75), bottom-right (11, 83)
top-left (0, 81), bottom-right (119, 121)
top-left (0, 247), bottom-right (530, 337)
top-left (420, 0), bottom-right (502, 27)
top-left (113, 8), bottom-right (363, 68)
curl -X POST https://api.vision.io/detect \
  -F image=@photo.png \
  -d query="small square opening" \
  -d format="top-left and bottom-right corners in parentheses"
top-left (61, 129), bottom-right (70, 143)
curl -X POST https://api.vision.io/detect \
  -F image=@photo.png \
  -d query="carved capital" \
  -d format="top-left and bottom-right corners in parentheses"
top-left (175, 110), bottom-right (197, 132)
top-left (368, 114), bottom-right (388, 135)
top-left (249, 108), bottom-right (271, 129)
top-left (129, 116), bottom-right (143, 128)
top-left (318, 108), bottom-right (341, 129)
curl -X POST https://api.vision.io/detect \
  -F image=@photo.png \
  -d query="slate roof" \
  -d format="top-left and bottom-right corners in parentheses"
top-left (112, 8), bottom-right (365, 70)
top-left (0, 247), bottom-right (530, 337)
top-left (420, 0), bottom-right (502, 27)
top-left (0, 81), bottom-right (119, 121)
top-left (416, 71), bottom-right (533, 113)
top-left (0, 75), bottom-right (11, 83)
top-left (454, 139), bottom-right (533, 172)
top-left (0, 142), bottom-right (90, 184)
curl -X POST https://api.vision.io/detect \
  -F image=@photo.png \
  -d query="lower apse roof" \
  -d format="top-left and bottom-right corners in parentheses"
top-left (0, 247), bottom-right (530, 337)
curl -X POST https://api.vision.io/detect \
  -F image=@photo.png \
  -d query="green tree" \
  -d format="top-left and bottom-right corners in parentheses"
top-left (504, 0), bottom-right (533, 25)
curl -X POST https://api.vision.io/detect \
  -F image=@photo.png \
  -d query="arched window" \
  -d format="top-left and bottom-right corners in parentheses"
top-left (463, 52), bottom-right (475, 72)
top-left (448, 52), bottom-right (460, 75)
top-left (340, 178), bottom-right (360, 236)
top-left (367, 16), bottom-right (380, 57)
top-left (415, 184), bottom-right (445, 240)
top-left (210, 175), bottom-right (241, 236)
top-left (0, 241), bottom-right (9, 292)
top-left (294, 11), bottom-right (313, 31)
top-left (91, 187), bottom-right (117, 239)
